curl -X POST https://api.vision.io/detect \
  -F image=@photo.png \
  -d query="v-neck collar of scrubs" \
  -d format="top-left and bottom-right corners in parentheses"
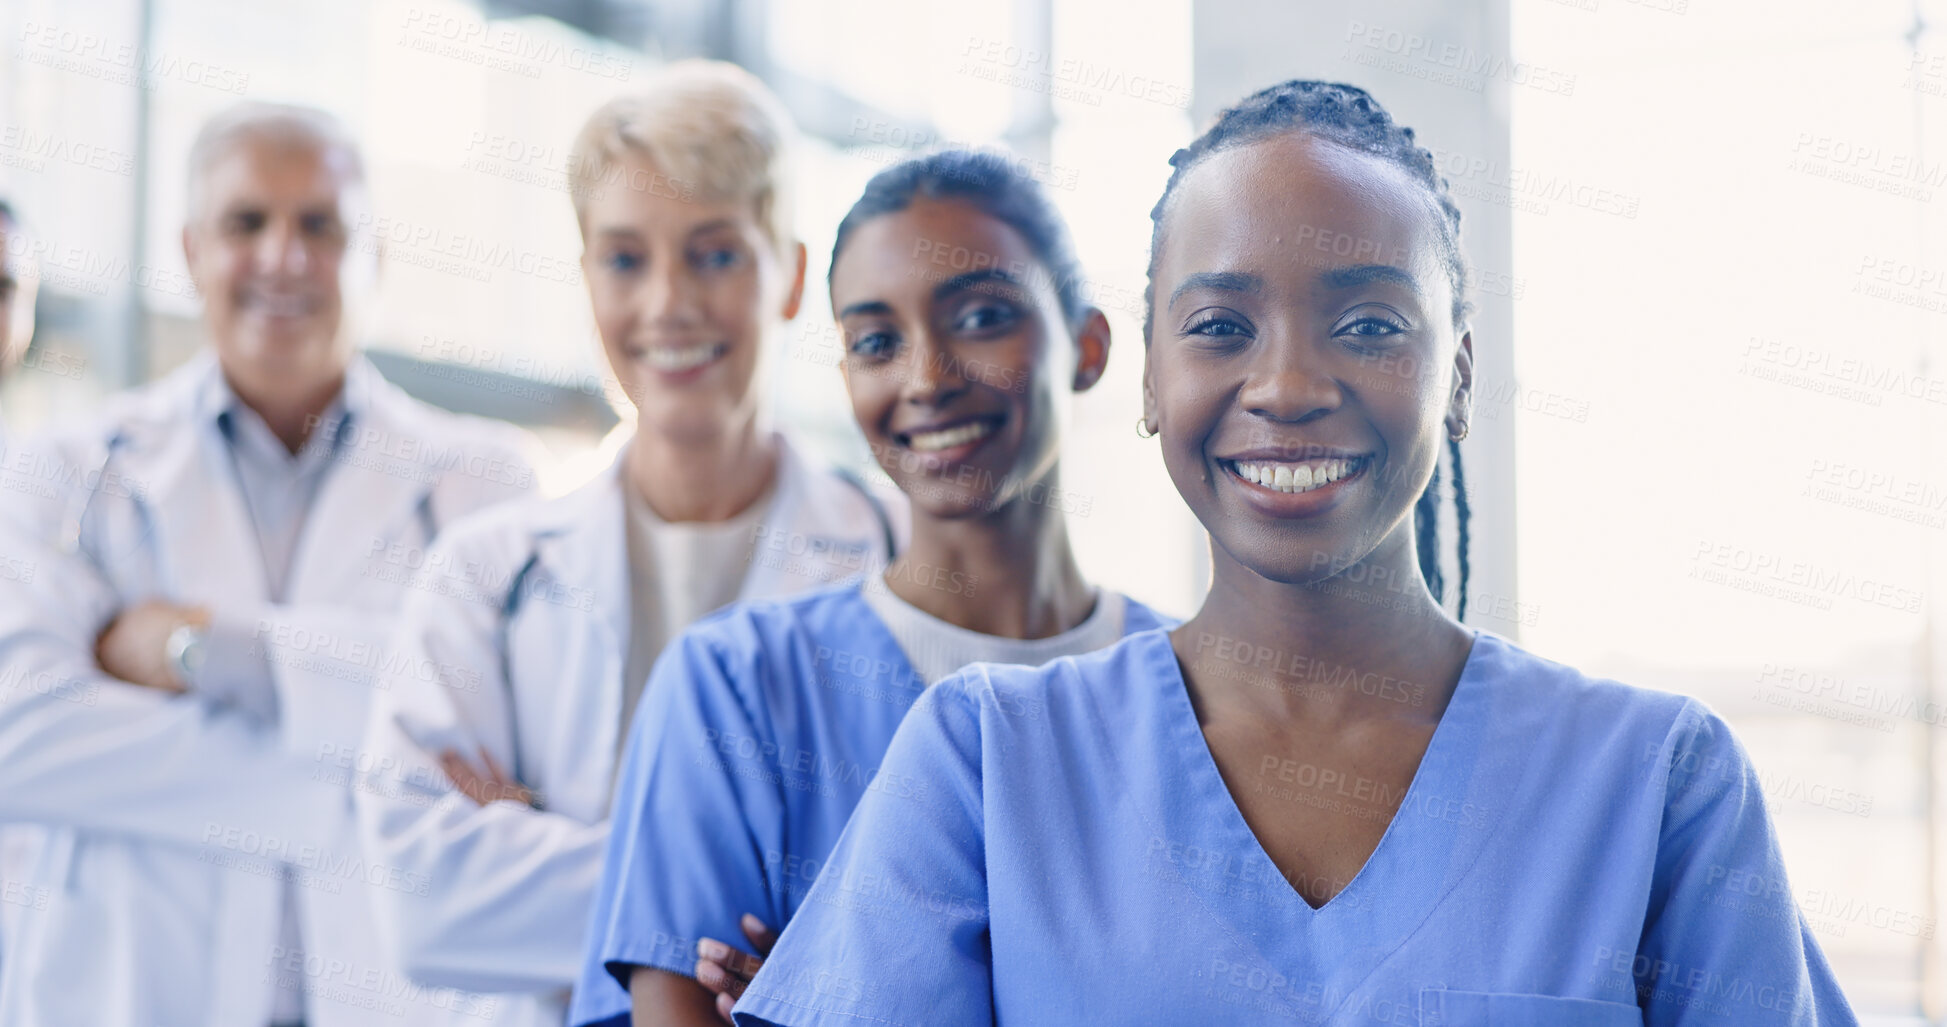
top-left (1145, 628), bottom-right (1507, 1006)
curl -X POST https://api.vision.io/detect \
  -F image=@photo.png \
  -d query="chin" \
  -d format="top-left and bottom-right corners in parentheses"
top-left (1218, 534), bottom-right (1348, 586)
top-left (638, 398), bottom-right (740, 442)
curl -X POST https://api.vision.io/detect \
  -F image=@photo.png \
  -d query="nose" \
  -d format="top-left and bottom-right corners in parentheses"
top-left (1238, 333), bottom-right (1342, 424)
top-left (256, 218), bottom-right (310, 276)
top-left (898, 328), bottom-right (969, 408)
top-left (636, 253), bottom-right (701, 328)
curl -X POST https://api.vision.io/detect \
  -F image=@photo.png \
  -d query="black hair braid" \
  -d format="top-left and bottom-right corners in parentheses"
top-left (1146, 79), bottom-right (1477, 618)
top-left (1414, 460), bottom-right (1444, 607)
top-left (1448, 435), bottom-right (1472, 621)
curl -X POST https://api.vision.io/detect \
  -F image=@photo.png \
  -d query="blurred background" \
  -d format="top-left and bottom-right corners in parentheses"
top-left (0, 0), bottom-right (1940, 1019)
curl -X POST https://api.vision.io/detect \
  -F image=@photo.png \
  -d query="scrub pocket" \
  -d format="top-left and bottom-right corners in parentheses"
top-left (1420, 987), bottom-right (1645, 1026)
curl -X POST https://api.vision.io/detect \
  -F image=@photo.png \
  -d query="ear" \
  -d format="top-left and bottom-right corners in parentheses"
top-left (1069, 307), bottom-right (1111, 393)
top-left (779, 241), bottom-right (808, 321)
top-left (180, 225), bottom-right (197, 284)
top-left (1446, 327), bottom-right (1475, 439)
top-left (1141, 339), bottom-right (1160, 434)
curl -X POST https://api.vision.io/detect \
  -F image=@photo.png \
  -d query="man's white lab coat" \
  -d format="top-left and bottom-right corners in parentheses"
top-left (0, 352), bottom-right (538, 1026)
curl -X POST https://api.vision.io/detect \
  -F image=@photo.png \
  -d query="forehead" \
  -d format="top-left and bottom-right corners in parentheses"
top-left (201, 135), bottom-right (360, 209)
top-left (582, 154), bottom-right (761, 236)
top-left (831, 197), bottom-right (1040, 304)
top-left (1157, 133), bottom-right (1447, 291)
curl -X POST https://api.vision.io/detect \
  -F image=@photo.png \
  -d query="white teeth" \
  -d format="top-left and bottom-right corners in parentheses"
top-left (908, 420), bottom-right (995, 453)
top-left (251, 294), bottom-right (310, 317)
top-left (1231, 458), bottom-right (1359, 494)
top-left (643, 343), bottom-right (721, 372)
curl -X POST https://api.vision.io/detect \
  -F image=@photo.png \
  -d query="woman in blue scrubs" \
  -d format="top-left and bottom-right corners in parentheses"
top-left (732, 81), bottom-right (1858, 1026)
top-left (570, 151), bottom-right (1172, 1027)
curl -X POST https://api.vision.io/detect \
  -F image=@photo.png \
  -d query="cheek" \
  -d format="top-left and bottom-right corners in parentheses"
top-left (842, 366), bottom-right (894, 434)
top-left (1150, 354), bottom-right (1220, 435)
top-left (976, 327), bottom-right (1050, 401)
top-left (709, 273), bottom-right (765, 331)
top-left (198, 251), bottom-right (245, 291)
top-left (589, 282), bottom-right (634, 328)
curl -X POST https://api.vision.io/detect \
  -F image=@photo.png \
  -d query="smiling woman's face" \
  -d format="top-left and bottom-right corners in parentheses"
top-left (580, 154), bottom-right (801, 440)
top-left (1144, 132), bottom-right (1472, 587)
top-left (832, 197), bottom-right (1075, 519)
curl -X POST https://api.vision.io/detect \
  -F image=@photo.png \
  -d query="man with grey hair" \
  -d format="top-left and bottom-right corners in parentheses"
top-left (0, 101), bottom-right (538, 1026)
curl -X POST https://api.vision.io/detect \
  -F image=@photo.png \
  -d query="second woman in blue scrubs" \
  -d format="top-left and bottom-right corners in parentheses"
top-left (570, 151), bottom-right (1171, 1027)
top-left (733, 81), bottom-right (1858, 1026)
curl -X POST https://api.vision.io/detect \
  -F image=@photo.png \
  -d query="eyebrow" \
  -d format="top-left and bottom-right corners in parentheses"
top-left (838, 268), bottom-right (1029, 321)
top-left (1168, 271), bottom-right (1260, 308)
top-left (1319, 264), bottom-right (1422, 295)
top-left (933, 268), bottom-right (1024, 303)
top-left (593, 219), bottom-right (742, 242)
top-left (837, 299), bottom-right (894, 320)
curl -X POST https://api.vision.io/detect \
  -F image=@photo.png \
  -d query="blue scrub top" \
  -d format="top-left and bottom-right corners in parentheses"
top-left (567, 582), bottom-right (1172, 1027)
top-left (733, 628), bottom-right (1858, 1027)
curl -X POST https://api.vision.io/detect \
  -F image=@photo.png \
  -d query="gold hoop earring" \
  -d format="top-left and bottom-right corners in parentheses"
top-left (1136, 416), bottom-right (1158, 439)
top-left (1450, 423), bottom-right (1470, 443)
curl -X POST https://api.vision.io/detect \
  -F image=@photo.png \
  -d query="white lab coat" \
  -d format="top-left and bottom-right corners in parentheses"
top-left (354, 435), bottom-right (906, 1025)
top-left (0, 351), bottom-right (539, 1027)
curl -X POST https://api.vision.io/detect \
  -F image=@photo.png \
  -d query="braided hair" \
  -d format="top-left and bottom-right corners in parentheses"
top-left (1145, 80), bottom-right (1472, 619)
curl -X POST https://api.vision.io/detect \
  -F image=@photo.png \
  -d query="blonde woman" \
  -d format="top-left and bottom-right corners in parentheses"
top-left (354, 61), bottom-right (904, 1026)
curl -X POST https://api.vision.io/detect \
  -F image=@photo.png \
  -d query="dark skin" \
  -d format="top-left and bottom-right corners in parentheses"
top-left (629, 196), bottom-right (1113, 1024)
top-left (1143, 133), bottom-right (1475, 909)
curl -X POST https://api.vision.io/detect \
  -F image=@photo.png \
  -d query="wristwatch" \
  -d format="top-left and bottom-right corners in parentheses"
top-left (165, 621), bottom-right (208, 687)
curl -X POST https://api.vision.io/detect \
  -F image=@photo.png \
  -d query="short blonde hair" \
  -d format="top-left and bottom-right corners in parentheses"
top-left (568, 60), bottom-right (796, 254)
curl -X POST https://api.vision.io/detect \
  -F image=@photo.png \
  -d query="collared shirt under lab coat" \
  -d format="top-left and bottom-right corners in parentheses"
top-left (0, 351), bottom-right (539, 1027)
top-left (353, 435), bottom-right (907, 1026)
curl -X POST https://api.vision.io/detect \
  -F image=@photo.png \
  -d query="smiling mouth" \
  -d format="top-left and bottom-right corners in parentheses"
top-left (1222, 456), bottom-right (1367, 494)
top-left (637, 342), bottom-right (726, 373)
top-left (241, 293), bottom-right (318, 318)
top-left (899, 416), bottom-right (1000, 453)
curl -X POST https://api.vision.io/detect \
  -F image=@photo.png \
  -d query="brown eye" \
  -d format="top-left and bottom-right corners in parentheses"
top-left (224, 211), bottom-right (265, 236)
top-left (951, 302), bottom-right (1017, 335)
